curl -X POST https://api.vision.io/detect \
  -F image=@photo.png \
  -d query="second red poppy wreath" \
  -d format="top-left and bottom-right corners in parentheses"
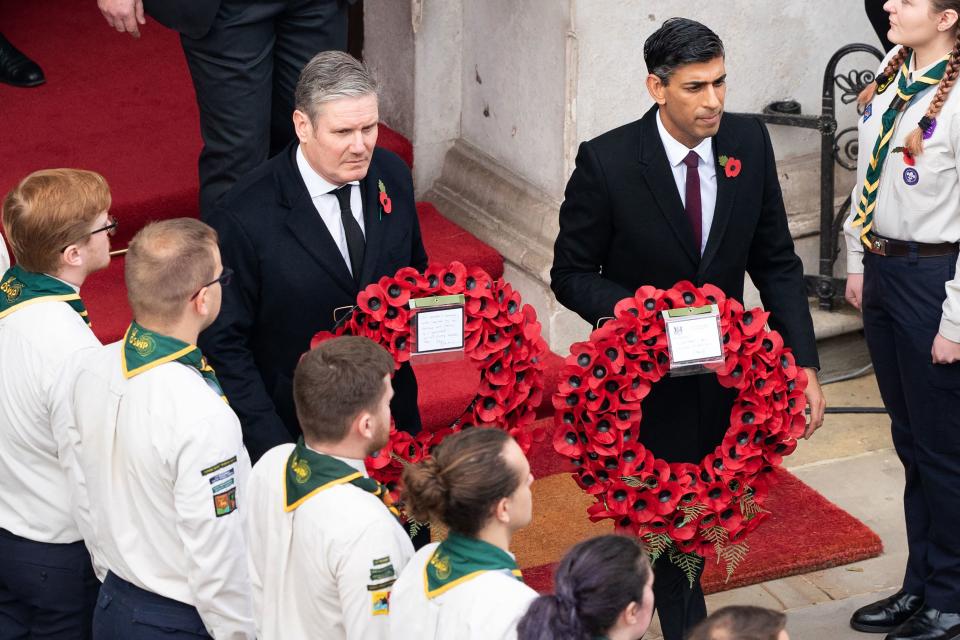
top-left (311, 261), bottom-right (550, 494)
top-left (552, 281), bottom-right (808, 580)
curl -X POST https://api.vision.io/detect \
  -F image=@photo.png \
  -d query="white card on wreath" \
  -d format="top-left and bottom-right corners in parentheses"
top-left (662, 304), bottom-right (723, 368)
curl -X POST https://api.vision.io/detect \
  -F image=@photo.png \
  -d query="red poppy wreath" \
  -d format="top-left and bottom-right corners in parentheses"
top-left (552, 281), bottom-right (808, 581)
top-left (311, 261), bottom-right (550, 494)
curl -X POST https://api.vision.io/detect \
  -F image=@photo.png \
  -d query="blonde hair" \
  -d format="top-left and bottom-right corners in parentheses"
top-left (2, 169), bottom-right (111, 273)
top-left (124, 218), bottom-right (218, 323)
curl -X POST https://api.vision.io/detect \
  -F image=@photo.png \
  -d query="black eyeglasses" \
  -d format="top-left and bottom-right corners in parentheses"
top-left (190, 267), bottom-right (234, 301)
top-left (60, 215), bottom-right (118, 252)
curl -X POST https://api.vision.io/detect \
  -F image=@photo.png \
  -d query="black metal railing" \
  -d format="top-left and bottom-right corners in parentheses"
top-left (734, 43), bottom-right (884, 311)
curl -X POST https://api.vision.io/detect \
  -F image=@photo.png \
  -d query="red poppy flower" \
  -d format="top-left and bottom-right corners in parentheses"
top-left (309, 330), bottom-right (337, 351)
top-left (737, 307), bottom-right (769, 337)
top-left (664, 280), bottom-right (706, 308)
top-left (380, 194), bottom-right (393, 215)
top-left (358, 284), bottom-right (389, 320)
top-left (438, 262), bottom-right (467, 294)
top-left (724, 157), bottom-right (742, 178)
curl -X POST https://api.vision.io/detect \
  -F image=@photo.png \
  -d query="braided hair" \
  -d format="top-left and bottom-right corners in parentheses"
top-left (858, 2), bottom-right (960, 156)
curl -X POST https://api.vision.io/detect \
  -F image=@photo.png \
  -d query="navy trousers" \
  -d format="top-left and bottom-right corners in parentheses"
top-left (181, 0), bottom-right (349, 218)
top-left (652, 556), bottom-right (707, 640)
top-left (863, 251), bottom-right (960, 611)
top-left (93, 572), bottom-right (211, 639)
top-left (0, 528), bottom-right (99, 640)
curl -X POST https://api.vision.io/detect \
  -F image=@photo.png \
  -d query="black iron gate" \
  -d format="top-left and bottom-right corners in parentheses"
top-left (734, 43), bottom-right (884, 311)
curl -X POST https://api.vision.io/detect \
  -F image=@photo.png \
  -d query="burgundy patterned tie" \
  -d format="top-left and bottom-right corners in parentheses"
top-left (682, 150), bottom-right (702, 253)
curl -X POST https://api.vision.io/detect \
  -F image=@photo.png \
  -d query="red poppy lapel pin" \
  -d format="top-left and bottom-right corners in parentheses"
top-left (378, 180), bottom-right (392, 220)
top-left (718, 155), bottom-right (742, 178)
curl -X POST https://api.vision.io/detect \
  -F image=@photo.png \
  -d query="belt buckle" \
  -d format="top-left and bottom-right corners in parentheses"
top-left (871, 237), bottom-right (888, 256)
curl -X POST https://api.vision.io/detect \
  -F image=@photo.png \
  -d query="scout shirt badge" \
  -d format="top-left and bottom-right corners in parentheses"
top-left (424, 532), bottom-right (524, 598)
top-left (0, 264), bottom-right (90, 325)
top-left (284, 437), bottom-right (400, 518)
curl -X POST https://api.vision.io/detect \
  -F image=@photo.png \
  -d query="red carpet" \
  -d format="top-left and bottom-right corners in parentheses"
top-left (514, 424), bottom-right (884, 594)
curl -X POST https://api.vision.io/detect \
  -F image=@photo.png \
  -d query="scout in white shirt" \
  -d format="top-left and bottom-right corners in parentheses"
top-left (0, 169), bottom-right (114, 639)
top-left (66, 219), bottom-right (255, 640)
top-left (845, 2), bottom-right (960, 636)
top-left (390, 428), bottom-right (538, 640)
top-left (246, 336), bottom-right (414, 640)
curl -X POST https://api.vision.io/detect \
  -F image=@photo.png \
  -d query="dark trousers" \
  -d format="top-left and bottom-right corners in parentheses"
top-left (652, 555), bottom-right (707, 640)
top-left (0, 528), bottom-right (99, 640)
top-left (181, 0), bottom-right (348, 218)
top-left (863, 251), bottom-right (960, 611)
top-left (93, 572), bottom-right (211, 639)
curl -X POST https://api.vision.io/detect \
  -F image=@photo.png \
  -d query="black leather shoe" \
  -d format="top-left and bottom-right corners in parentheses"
top-left (886, 606), bottom-right (960, 640)
top-left (851, 591), bottom-right (924, 633)
top-left (0, 33), bottom-right (45, 88)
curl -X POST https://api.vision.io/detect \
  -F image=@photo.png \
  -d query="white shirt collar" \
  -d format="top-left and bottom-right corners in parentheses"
top-left (304, 442), bottom-right (368, 477)
top-left (296, 145), bottom-right (359, 198)
top-left (656, 109), bottom-right (714, 168)
top-left (45, 273), bottom-right (80, 293)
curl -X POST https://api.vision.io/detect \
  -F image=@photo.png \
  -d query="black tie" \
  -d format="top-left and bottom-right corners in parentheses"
top-left (333, 184), bottom-right (365, 282)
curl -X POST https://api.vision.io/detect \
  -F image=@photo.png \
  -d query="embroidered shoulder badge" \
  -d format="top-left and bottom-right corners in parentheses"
top-left (371, 590), bottom-right (390, 616)
top-left (213, 487), bottom-right (237, 517)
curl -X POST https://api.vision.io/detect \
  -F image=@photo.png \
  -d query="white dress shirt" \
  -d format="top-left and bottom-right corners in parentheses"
top-left (246, 443), bottom-right (414, 640)
top-left (64, 341), bottom-right (255, 639)
top-left (390, 542), bottom-right (538, 640)
top-left (844, 46), bottom-right (960, 340)
top-left (296, 146), bottom-right (365, 275)
top-left (0, 298), bottom-right (99, 543)
top-left (656, 110), bottom-right (718, 255)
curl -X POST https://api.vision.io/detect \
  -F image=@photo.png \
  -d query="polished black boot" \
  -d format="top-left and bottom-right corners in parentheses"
top-left (886, 607), bottom-right (960, 640)
top-left (0, 33), bottom-right (45, 88)
top-left (851, 591), bottom-right (925, 633)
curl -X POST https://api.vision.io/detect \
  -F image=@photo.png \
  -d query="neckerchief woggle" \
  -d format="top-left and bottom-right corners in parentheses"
top-left (0, 264), bottom-right (90, 325)
top-left (121, 321), bottom-right (227, 402)
top-left (851, 51), bottom-right (949, 246)
top-left (424, 532), bottom-right (523, 598)
top-left (284, 437), bottom-right (400, 517)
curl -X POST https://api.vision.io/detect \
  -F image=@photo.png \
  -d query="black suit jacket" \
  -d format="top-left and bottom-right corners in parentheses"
top-left (200, 142), bottom-right (428, 461)
top-left (551, 106), bottom-right (818, 462)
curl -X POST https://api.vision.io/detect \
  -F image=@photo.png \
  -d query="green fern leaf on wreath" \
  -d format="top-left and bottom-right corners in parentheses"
top-left (668, 547), bottom-right (705, 587)
top-left (407, 518), bottom-right (428, 539)
top-left (621, 475), bottom-right (644, 488)
top-left (739, 489), bottom-right (769, 519)
top-left (721, 541), bottom-right (750, 582)
top-left (641, 532), bottom-right (673, 563)
top-left (702, 525), bottom-right (729, 561)
top-left (679, 503), bottom-right (707, 526)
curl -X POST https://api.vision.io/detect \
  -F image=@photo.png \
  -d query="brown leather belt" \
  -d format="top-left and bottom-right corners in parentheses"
top-left (865, 233), bottom-right (959, 257)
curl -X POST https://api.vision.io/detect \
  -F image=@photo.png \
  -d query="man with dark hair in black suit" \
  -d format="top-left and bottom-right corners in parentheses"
top-left (96, 0), bottom-right (353, 217)
top-left (551, 17), bottom-right (825, 640)
top-left (198, 51), bottom-right (427, 464)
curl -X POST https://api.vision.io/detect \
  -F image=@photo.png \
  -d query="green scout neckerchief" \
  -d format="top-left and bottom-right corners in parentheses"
top-left (284, 437), bottom-right (400, 517)
top-left (121, 321), bottom-right (226, 402)
top-left (0, 265), bottom-right (90, 325)
top-left (852, 51), bottom-right (949, 246)
top-left (424, 532), bottom-right (523, 598)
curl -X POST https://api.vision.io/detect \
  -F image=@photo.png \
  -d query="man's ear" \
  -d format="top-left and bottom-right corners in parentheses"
top-left (61, 245), bottom-right (83, 270)
top-left (354, 409), bottom-right (375, 441)
top-left (646, 73), bottom-right (667, 105)
top-left (292, 109), bottom-right (312, 144)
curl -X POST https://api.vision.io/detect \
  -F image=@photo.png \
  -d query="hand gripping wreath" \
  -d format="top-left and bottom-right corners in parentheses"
top-left (311, 261), bottom-right (549, 495)
top-left (552, 281), bottom-right (808, 581)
